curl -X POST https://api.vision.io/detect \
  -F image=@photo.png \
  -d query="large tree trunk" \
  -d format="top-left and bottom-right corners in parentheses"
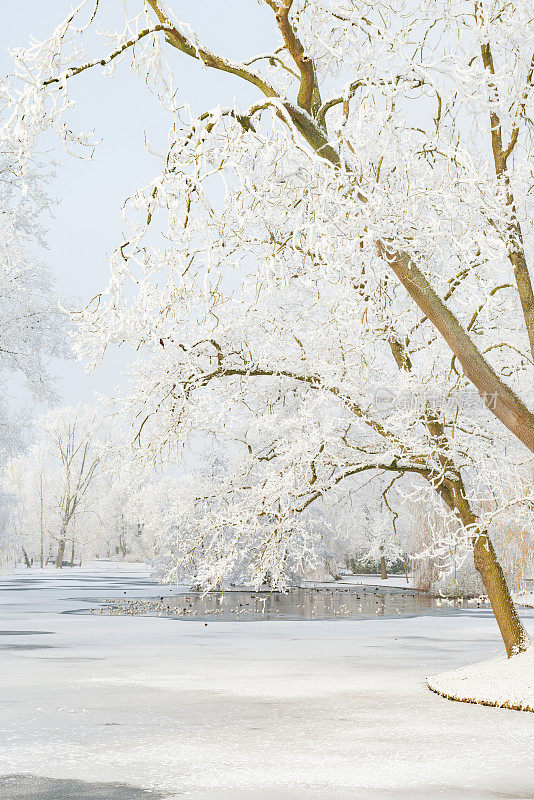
top-left (21, 548), bottom-right (31, 568)
top-left (473, 532), bottom-right (528, 657)
top-left (69, 541), bottom-right (75, 567)
top-left (381, 246), bottom-right (534, 454)
top-left (434, 477), bottom-right (528, 657)
top-left (56, 528), bottom-right (67, 568)
top-left (380, 555), bottom-right (388, 581)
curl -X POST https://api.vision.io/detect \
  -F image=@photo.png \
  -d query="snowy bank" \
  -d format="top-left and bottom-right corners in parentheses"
top-left (514, 590), bottom-right (534, 608)
top-left (306, 573), bottom-right (414, 589)
top-left (428, 647), bottom-right (534, 713)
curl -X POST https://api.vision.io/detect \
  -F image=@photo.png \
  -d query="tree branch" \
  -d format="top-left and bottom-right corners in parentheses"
top-left (477, 29), bottom-right (534, 362)
top-left (146, 0), bottom-right (279, 99)
top-left (193, 363), bottom-right (399, 445)
top-left (294, 459), bottom-right (432, 514)
top-left (62, 1), bottom-right (534, 455)
top-left (43, 25), bottom-right (170, 86)
top-left (272, 0), bottom-right (320, 115)
top-left (378, 244), bottom-right (534, 453)
top-left (503, 51), bottom-right (534, 161)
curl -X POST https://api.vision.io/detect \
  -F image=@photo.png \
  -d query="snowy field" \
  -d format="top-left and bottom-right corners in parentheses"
top-left (1, 564), bottom-right (533, 800)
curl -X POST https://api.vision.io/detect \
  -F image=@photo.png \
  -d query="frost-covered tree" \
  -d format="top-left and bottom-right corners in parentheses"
top-left (6, 0), bottom-right (534, 655)
top-left (38, 404), bottom-right (109, 567)
top-left (340, 497), bottom-right (409, 581)
top-left (0, 82), bottom-right (68, 564)
top-left (92, 461), bottom-right (154, 561)
top-left (0, 88), bottom-right (68, 465)
top-left (4, 410), bottom-right (155, 568)
top-left (3, 445), bottom-right (51, 567)
top-left (0, 486), bottom-right (21, 571)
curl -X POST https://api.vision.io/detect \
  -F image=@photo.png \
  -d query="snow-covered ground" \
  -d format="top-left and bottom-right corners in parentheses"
top-left (308, 573), bottom-right (414, 589)
top-left (514, 590), bottom-right (534, 608)
top-left (1, 564), bottom-right (533, 800)
top-left (428, 647), bottom-right (534, 712)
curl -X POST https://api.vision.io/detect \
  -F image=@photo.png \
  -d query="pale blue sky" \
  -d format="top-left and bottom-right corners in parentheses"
top-left (3, 1), bottom-right (277, 407)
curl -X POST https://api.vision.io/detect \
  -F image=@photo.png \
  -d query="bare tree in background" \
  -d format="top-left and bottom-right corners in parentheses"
top-left (43, 406), bottom-right (104, 568)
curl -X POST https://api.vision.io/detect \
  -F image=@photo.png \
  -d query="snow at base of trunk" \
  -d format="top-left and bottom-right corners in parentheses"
top-left (428, 647), bottom-right (534, 712)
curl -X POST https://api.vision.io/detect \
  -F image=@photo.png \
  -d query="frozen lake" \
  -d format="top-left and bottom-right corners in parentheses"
top-left (97, 585), bottom-right (482, 622)
top-left (0, 564), bottom-right (533, 800)
top-left (0, 774), bottom-right (164, 800)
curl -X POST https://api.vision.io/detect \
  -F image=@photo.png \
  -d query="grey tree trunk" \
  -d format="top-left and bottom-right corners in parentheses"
top-left (56, 532), bottom-right (67, 568)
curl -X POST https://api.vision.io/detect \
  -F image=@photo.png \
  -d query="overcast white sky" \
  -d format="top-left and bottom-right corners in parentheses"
top-left (3, 0), bottom-right (277, 408)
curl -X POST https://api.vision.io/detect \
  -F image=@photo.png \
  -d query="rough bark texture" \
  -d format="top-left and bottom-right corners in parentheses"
top-left (380, 555), bottom-right (388, 580)
top-left (389, 334), bottom-right (528, 654)
top-left (429, 476), bottom-right (529, 657)
top-left (473, 533), bottom-right (529, 657)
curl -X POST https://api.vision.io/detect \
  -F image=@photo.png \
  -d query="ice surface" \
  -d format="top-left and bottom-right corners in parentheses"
top-left (0, 774), bottom-right (164, 800)
top-left (0, 563), bottom-right (533, 800)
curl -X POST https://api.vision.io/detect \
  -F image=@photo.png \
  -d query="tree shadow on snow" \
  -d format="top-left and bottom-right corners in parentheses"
top-left (0, 775), bottom-right (167, 800)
